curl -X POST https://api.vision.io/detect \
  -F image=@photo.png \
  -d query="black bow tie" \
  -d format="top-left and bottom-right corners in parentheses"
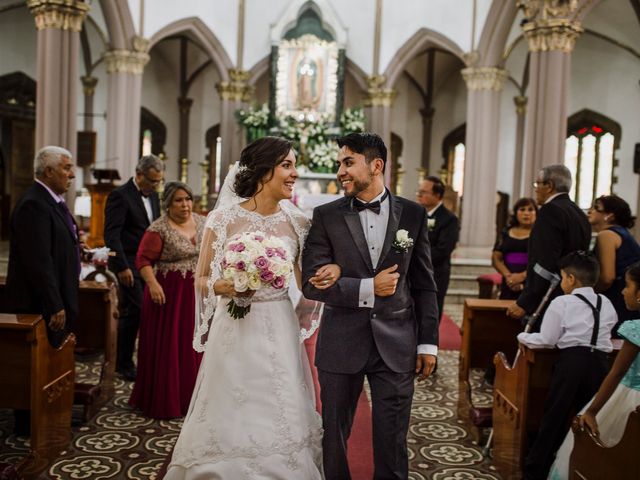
top-left (353, 190), bottom-right (389, 215)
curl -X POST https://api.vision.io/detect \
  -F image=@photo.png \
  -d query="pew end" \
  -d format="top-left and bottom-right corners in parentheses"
top-left (569, 407), bottom-right (640, 479)
top-left (0, 314), bottom-right (76, 479)
top-left (491, 344), bottom-right (559, 480)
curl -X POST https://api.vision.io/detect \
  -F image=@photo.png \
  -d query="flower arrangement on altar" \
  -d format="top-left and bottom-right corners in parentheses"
top-left (235, 105), bottom-right (366, 173)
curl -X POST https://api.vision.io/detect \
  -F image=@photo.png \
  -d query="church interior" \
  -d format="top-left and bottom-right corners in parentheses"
top-left (0, 0), bottom-right (639, 478)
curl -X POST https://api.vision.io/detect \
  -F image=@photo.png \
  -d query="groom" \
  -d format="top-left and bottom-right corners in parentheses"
top-left (302, 132), bottom-right (439, 479)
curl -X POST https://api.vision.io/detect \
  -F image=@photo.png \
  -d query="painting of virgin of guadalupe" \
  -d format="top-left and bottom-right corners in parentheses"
top-left (275, 34), bottom-right (340, 121)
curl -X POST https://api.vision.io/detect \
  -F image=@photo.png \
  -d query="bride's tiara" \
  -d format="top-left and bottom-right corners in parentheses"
top-left (237, 164), bottom-right (249, 173)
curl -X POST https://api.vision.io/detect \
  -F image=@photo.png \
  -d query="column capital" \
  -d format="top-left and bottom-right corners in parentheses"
top-left (514, 95), bottom-right (528, 114)
top-left (104, 50), bottom-right (149, 75)
top-left (27, 0), bottom-right (89, 32)
top-left (518, 1), bottom-right (583, 53)
top-left (363, 75), bottom-right (397, 107)
top-left (81, 75), bottom-right (98, 96)
top-left (461, 67), bottom-right (508, 91)
top-left (216, 69), bottom-right (253, 102)
top-left (178, 97), bottom-right (194, 114)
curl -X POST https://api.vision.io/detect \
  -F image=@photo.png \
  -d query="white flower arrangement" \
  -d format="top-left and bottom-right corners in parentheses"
top-left (340, 107), bottom-right (366, 134)
top-left (235, 103), bottom-right (270, 129)
top-left (427, 218), bottom-right (436, 230)
top-left (306, 141), bottom-right (340, 173)
top-left (391, 229), bottom-right (414, 253)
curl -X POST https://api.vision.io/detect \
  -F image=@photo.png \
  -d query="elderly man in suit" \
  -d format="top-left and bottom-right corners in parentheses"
top-left (416, 176), bottom-right (459, 321)
top-left (302, 132), bottom-right (439, 480)
top-left (104, 155), bottom-right (164, 381)
top-left (6, 145), bottom-right (80, 435)
top-left (507, 164), bottom-right (591, 325)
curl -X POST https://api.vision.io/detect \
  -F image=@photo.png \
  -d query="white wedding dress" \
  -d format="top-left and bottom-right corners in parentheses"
top-left (165, 202), bottom-right (323, 479)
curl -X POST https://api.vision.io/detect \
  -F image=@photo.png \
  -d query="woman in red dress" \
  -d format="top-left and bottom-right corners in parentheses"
top-left (130, 181), bottom-right (205, 419)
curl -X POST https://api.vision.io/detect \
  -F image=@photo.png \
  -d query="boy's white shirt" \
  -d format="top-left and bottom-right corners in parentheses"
top-left (517, 286), bottom-right (617, 352)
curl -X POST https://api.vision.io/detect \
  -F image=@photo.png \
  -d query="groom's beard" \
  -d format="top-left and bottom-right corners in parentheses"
top-left (343, 172), bottom-right (373, 198)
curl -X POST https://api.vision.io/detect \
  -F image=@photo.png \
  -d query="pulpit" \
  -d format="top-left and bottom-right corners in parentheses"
top-left (86, 168), bottom-right (120, 248)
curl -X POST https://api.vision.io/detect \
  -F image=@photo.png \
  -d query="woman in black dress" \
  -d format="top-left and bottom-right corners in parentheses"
top-left (492, 197), bottom-right (537, 300)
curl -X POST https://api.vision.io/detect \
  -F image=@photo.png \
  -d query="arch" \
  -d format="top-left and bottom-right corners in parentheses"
top-left (383, 28), bottom-right (465, 88)
top-left (270, 0), bottom-right (348, 45)
top-left (567, 109), bottom-right (622, 148)
top-left (99, 0), bottom-right (136, 50)
top-left (248, 55), bottom-right (270, 86)
top-left (139, 107), bottom-right (166, 157)
top-left (345, 58), bottom-right (368, 92)
top-left (149, 17), bottom-right (233, 82)
top-left (476, 0), bottom-right (518, 67)
top-left (0, 72), bottom-right (36, 120)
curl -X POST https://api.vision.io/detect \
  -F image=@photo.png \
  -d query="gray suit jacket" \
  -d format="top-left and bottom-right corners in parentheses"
top-left (302, 193), bottom-right (439, 374)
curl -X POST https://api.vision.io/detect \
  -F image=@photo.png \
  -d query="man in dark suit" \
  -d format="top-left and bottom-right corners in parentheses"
top-left (6, 145), bottom-right (80, 435)
top-left (416, 176), bottom-right (459, 320)
top-left (302, 133), bottom-right (439, 480)
top-left (507, 164), bottom-right (591, 325)
top-left (104, 155), bottom-right (163, 380)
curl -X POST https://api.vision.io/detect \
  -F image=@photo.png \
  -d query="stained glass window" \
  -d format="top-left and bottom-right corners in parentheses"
top-left (564, 123), bottom-right (617, 209)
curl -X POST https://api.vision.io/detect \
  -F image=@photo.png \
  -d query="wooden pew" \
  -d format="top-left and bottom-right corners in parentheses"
top-left (457, 299), bottom-right (520, 440)
top-left (491, 344), bottom-right (559, 480)
top-left (0, 314), bottom-right (75, 479)
top-left (73, 280), bottom-right (118, 421)
top-left (569, 407), bottom-right (640, 480)
top-left (0, 278), bottom-right (118, 421)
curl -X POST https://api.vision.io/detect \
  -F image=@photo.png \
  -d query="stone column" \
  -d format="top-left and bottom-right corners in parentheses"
top-left (520, 6), bottom-right (583, 191)
top-left (177, 96), bottom-right (194, 175)
top-left (459, 67), bottom-right (509, 248)
top-left (104, 37), bottom-right (149, 179)
top-left (363, 75), bottom-right (396, 187)
top-left (80, 74), bottom-right (98, 180)
top-left (27, 0), bottom-right (89, 158)
top-left (511, 95), bottom-right (528, 200)
top-left (216, 69), bottom-right (253, 184)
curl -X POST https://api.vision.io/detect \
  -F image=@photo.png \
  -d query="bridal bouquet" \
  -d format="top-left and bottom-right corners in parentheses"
top-left (221, 231), bottom-right (293, 319)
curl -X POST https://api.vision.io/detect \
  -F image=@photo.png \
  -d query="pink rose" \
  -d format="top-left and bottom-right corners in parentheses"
top-left (235, 261), bottom-right (246, 271)
top-left (260, 270), bottom-right (274, 283)
top-left (273, 276), bottom-right (286, 289)
top-left (275, 247), bottom-right (286, 259)
top-left (254, 234), bottom-right (264, 241)
top-left (230, 242), bottom-right (245, 252)
top-left (254, 256), bottom-right (269, 269)
top-left (265, 247), bottom-right (276, 258)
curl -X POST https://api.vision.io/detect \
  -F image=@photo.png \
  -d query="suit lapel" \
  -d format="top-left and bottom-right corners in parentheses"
top-left (377, 194), bottom-right (403, 268)
top-left (34, 183), bottom-right (78, 242)
top-left (128, 179), bottom-right (151, 226)
top-left (342, 201), bottom-right (374, 273)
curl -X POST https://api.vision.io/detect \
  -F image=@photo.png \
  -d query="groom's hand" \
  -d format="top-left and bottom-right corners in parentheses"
top-left (415, 354), bottom-right (436, 381)
top-left (374, 264), bottom-right (399, 297)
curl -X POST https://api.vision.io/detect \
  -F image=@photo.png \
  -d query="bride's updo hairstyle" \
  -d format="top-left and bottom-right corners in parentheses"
top-left (233, 136), bottom-right (293, 198)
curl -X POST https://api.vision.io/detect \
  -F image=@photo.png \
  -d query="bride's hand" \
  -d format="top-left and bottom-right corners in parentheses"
top-left (310, 263), bottom-right (341, 290)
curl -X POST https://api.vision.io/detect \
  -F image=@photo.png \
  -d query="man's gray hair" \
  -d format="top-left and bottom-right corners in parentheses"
top-left (34, 146), bottom-right (73, 178)
top-left (136, 154), bottom-right (165, 175)
top-left (161, 181), bottom-right (193, 212)
top-left (540, 164), bottom-right (572, 193)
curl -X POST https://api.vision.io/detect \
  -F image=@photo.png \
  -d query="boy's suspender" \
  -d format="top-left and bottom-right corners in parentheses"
top-left (573, 293), bottom-right (602, 351)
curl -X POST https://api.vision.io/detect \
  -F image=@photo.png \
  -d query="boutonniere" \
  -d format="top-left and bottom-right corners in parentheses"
top-left (392, 229), bottom-right (414, 253)
top-left (427, 218), bottom-right (436, 231)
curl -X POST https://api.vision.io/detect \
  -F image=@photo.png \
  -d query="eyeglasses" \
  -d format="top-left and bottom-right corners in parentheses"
top-left (416, 190), bottom-right (432, 196)
top-left (532, 180), bottom-right (549, 189)
top-left (143, 173), bottom-right (162, 186)
top-left (589, 206), bottom-right (605, 213)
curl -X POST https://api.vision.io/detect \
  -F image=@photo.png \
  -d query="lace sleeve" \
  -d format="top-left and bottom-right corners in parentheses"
top-left (193, 209), bottom-right (228, 352)
top-left (281, 201), bottom-right (319, 342)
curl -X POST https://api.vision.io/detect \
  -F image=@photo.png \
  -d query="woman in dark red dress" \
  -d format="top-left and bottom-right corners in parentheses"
top-left (130, 181), bottom-right (205, 419)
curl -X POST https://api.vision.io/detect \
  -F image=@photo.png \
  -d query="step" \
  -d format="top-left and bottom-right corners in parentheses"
top-left (445, 288), bottom-right (479, 305)
top-left (450, 263), bottom-right (495, 277)
top-left (448, 273), bottom-right (480, 291)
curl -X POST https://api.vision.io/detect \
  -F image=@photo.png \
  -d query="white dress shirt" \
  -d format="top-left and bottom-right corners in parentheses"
top-left (427, 201), bottom-right (443, 218)
top-left (518, 286), bottom-right (616, 352)
top-left (356, 189), bottom-right (437, 356)
top-left (134, 179), bottom-right (154, 224)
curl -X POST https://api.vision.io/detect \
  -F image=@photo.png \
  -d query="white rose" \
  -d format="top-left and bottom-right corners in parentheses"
top-left (247, 274), bottom-right (261, 291)
top-left (234, 272), bottom-right (249, 292)
top-left (396, 229), bottom-right (409, 242)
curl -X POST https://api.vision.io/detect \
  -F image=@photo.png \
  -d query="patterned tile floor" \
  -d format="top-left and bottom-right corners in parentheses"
top-left (0, 303), bottom-right (502, 479)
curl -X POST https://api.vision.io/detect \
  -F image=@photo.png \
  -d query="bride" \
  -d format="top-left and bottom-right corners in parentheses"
top-left (165, 136), bottom-right (339, 479)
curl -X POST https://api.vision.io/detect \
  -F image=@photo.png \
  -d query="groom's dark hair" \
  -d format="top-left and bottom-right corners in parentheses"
top-left (337, 132), bottom-right (387, 173)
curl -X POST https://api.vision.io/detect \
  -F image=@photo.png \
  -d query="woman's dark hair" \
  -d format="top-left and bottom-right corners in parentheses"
top-left (626, 260), bottom-right (640, 288)
top-left (233, 136), bottom-right (292, 198)
top-left (595, 194), bottom-right (635, 229)
top-left (507, 197), bottom-right (538, 229)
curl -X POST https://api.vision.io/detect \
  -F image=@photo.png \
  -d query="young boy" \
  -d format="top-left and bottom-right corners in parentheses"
top-left (517, 251), bottom-right (617, 480)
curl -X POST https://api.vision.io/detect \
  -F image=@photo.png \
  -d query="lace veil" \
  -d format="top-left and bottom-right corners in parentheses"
top-left (192, 164), bottom-right (319, 352)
